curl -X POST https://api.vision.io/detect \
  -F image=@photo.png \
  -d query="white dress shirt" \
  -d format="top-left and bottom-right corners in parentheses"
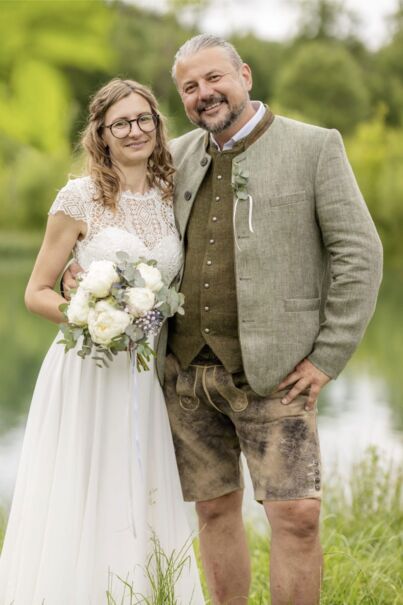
top-left (210, 101), bottom-right (266, 151)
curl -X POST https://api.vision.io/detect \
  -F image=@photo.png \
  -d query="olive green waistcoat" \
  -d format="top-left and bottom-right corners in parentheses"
top-left (169, 110), bottom-right (274, 372)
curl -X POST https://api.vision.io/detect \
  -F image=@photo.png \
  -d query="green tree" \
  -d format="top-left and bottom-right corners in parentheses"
top-left (275, 41), bottom-right (370, 132)
top-left (288, 0), bottom-right (361, 42)
top-left (346, 108), bottom-right (403, 266)
top-left (372, 3), bottom-right (403, 126)
top-left (0, 0), bottom-right (115, 152)
top-left (0, 0), bottom-right (115, 229)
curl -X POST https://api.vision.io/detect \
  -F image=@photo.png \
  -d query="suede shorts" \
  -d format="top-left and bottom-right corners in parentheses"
top-left (163, 353), bottom-right (322, 503)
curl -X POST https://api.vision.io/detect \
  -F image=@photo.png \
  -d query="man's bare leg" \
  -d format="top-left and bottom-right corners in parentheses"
top-left (264, 499), bottom-right (322, 605)
top-left (196, 490), bottom-right (250, 604)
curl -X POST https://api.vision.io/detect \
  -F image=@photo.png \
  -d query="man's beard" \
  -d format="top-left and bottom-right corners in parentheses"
top-left (192, 94), bottom-right (247, 134)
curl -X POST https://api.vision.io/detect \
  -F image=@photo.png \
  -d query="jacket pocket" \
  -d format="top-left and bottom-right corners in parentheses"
top-left (269, 191), bottom-right (306, 207)
top-left (284, 297), bottom-right (320, 312)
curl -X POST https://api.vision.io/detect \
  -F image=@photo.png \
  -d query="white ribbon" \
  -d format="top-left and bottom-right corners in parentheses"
top-left (248, 194), bottom-right (255, 234)
top-left (128, 352), bottom-right (144, 537)
top-left (233, 194), bottom-right (254, 250)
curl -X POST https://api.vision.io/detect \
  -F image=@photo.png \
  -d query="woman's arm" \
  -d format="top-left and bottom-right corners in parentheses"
top-left (25, 212), bottom-right (85, 323)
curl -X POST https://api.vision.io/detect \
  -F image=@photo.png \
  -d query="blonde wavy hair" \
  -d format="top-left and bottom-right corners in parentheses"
top-left (81, 78), bottom-right (174, 208)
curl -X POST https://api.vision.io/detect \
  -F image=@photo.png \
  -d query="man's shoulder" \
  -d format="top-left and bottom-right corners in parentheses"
top-left (248, 115), bottom-right (338, 160)
top-left (272, 115), bottom-right (332, 142)
top-left (170, 128), bottom-right (206, 163)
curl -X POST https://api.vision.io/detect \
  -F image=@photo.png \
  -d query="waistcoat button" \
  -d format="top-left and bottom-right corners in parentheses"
top-left (184, 191), bottom-right (192, 201)
top-left (200, 157), bottom-right (208, 166)
top-left (204, 328), bottom-right (210, 334)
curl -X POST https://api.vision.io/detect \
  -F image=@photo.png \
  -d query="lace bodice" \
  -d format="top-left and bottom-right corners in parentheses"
top-left (49, 176), bottom-right (183, 284)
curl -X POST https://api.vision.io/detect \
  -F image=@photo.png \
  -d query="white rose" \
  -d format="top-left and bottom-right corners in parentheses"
top-left (80, 260), bottom-right (119, 298)
top-left (66, 286), bottom-right (90, 326)
top-left (137, 263), bottom-right (164, 292)
top-left (126, 287), bottom-right (155, 317)
top-left (87, 300), bottom-right (131, 346)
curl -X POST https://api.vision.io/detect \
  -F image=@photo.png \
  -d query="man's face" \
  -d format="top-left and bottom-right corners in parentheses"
top-left (175, 46), bottom-right (252, 135)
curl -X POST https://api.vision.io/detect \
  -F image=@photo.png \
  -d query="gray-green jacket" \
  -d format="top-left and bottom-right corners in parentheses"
top-left (156, 115), bottom-right (383, 395)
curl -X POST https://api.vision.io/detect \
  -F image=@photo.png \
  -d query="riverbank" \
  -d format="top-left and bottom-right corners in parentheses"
top-left (238, 447), bottom-right (403, 604)
top-left (1, 448), bottom-right (402, 604)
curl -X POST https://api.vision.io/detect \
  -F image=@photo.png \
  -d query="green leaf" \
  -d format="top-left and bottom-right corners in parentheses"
top-left (125, 324), bottom-right (144, 341)
top-left (116, 251), bottom-right (130, 263)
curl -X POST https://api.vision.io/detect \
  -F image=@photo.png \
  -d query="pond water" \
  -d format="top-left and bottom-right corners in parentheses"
top-left (1, 256), bottom-right (402, 518)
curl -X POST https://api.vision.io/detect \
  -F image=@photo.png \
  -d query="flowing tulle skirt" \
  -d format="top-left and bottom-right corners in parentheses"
top-left (0, 336), bottom-right (204, 605)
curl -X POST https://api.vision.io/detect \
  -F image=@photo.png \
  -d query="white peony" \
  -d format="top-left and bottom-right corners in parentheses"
top-left (137, 263), bottom-right (164, 292)
top-left (87, 300), bottom-right (131, 346)
top-left (66, 286), bottom-right (90, 326)
top-left (126, 287), bottom-right (155, 317)
top-left (80, 260), bottom-right (119, 298)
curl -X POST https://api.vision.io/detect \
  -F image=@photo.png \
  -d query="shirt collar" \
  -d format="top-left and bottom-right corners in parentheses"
top-left (210, 101), bottom-right (265, 151)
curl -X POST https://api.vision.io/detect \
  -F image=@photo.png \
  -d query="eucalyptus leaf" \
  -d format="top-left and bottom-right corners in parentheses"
top-left (116, 251), bottom-right (130, 263)
top-left (125, 324), bottom-right (144, 340)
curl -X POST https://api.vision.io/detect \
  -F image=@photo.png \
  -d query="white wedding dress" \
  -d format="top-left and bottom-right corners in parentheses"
top-left (0, 177), bottom-right (204, 605)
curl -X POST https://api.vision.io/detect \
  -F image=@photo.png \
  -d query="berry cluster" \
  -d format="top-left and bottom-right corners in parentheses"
top-left (134, 309), bottom-right (164, 335)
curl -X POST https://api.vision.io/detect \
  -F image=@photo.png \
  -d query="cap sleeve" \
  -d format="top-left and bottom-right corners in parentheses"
top-left (48, 178), bottom-right (88, 222)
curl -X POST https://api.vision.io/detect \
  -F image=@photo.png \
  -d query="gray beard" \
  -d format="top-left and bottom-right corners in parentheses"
top-left (193, 99), bottom-right (247, 134)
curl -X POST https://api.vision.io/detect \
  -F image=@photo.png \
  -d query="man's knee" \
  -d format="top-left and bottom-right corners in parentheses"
top-left (196, 489), bottom-right (243, 524)
top-left (265, 498), bottom-right (321, 540)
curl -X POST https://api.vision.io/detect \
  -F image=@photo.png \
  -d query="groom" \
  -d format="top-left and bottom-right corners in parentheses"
top-left (158, 34), bottom-right (382, 605)
top-left (64, 34), bottom-right (382, 605)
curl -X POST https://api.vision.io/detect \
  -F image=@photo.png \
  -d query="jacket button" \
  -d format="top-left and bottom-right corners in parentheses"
top-left (204, 328), bottom-right (210, 334)
top-left (200, 157), bottom-right (208, 166)
top-left (184, 191), bottom-right (192, 201)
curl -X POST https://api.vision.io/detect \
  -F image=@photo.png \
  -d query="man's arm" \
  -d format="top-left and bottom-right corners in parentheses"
top-left (279, 128), bottom-right (383, 408)
top-left (61, 261), bottom-right (83, 299)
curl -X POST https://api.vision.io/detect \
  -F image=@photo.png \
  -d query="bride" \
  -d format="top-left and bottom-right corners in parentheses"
top-left (0, 79), bottom-right (204, 605)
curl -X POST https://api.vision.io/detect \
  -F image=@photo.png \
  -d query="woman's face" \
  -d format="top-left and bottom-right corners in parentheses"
top-left (102, 92), bottom-right (157, 169)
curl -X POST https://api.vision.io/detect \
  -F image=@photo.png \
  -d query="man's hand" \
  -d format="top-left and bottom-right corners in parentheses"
top-left (277, 359), bottom-right (331, 411)
top-left (62, 261), bottom-right (83, 300)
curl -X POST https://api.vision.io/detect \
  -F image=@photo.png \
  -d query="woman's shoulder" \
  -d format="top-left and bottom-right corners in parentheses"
top-left (58, 175), bottom-right (94, 197)
top-left (49, 175), bottom-right (95, 220)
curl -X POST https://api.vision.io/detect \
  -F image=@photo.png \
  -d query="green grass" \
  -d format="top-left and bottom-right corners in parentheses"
top-left (106, 533), bottom-right (196, 605)
top-left (240, 447), bottom-right (403, 605)
top-left (193, 447), bottom-right (403, 604)
top-left (1, 448), bottom-right (402, 604)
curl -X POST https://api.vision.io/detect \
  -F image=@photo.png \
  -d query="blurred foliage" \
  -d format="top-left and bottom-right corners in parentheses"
top-left (0, 0), bottom-right (402, 267)
top-left (345, 107), bottom-right (403, 265)
top-left (289, 0), bottom-right (362, 43)
top-left (0, 0), bottom-right (115, 229)
top-left (276, 41), bottom-right (370, 132)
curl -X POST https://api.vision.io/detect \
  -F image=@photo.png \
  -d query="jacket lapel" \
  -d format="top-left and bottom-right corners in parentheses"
top-left (174, 142), bottom-right (211, 238)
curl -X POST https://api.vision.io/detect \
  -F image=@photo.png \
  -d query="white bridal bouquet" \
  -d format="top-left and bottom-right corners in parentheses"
top-left (58, 252), bottom-right (184, 371)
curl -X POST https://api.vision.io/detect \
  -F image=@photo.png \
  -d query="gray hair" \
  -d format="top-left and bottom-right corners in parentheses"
top-left (171, 34), bottom-right (243, 82)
